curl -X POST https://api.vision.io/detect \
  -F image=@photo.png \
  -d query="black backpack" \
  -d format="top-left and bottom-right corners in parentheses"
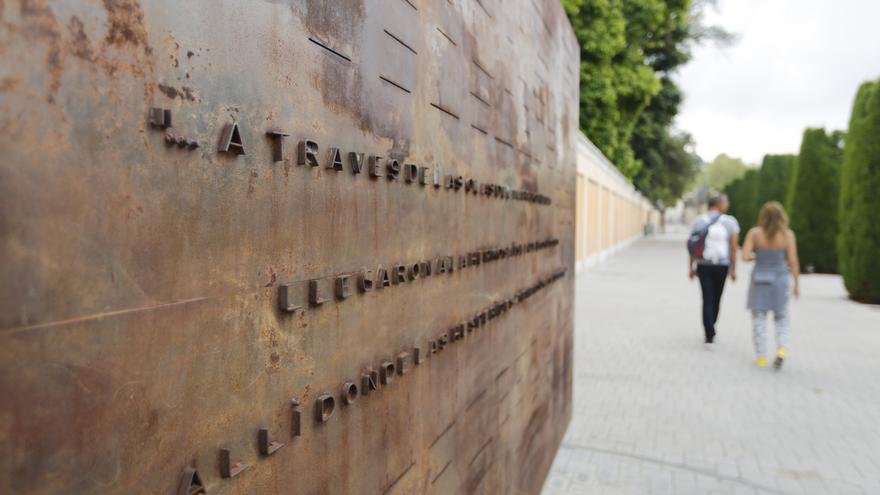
top-left (687, 214), bottom-right (721, 259)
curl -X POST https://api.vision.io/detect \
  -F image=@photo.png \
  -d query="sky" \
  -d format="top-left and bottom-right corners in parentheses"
top-left (674, 0), bottom-right (880, 165)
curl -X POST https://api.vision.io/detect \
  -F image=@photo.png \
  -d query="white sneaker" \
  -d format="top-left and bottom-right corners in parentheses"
top-left (703, 342), bottom-right (716, 351)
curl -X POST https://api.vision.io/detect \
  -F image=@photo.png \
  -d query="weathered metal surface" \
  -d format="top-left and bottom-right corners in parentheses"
top-left (0, 0), bottom-right (579, 493)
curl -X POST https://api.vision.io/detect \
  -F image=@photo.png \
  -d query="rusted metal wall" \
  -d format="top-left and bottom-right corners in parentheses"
top-left (0, 1), bottom-right (579, 493)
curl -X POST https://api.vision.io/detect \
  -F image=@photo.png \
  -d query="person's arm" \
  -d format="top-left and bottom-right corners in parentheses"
top-left (786, 229), bottom-right (800, 298)
top-left (741, 228), bottom-right (756, 261)
top-left (729, 232), bottom-right (738, 281)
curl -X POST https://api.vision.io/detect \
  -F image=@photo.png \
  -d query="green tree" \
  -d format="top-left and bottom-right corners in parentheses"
top-left (562, 0), bottom-right (730, 181)
top-left (722, 154), bottom-right (794, 241)
top-left (725, 169), bottom-right (759, 235)
top-left (562, 0), bottom-right (663, 177)
top-left (633, 130), bottom-right (699, 209)
top-left (787, 128), bottom-right (844, 273)
top-left (838, 79), bottom-right (880, 302)
top-left (723, 176), bottom-right (743, 217)
top-left (741, 170), bottom-right (761, 234)
top-left (698, 153), bottom-right (750, 191)
top-left (632, 79), bottom-right (698, 208)
top-left (756, 154), bottom-right (796, 206)
top-left (630, 1), bottom-right (732, 207)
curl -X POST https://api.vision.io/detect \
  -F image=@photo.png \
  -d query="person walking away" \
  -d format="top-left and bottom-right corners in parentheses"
top-left (741, 201), bottom-right (800, 369)
top-left (689, 194), bottom-right (740, 349)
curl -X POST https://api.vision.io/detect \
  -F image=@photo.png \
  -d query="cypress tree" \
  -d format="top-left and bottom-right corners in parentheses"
top-left (838, 79), bottom-right (880, 302)
top-left (723, 177), bottom-right (743, 220)
top-left (756, 154), bottom-right (796, 206)
top-left (737, 169), bottom-right (760, 236)
top-left (723, 170), bottom-right (758, 242)
top-left (787, 128), bottom-right (844, 273)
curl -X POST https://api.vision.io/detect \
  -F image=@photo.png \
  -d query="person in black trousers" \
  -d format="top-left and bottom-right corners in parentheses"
top-left (689, 194), bottom-right (740, 349)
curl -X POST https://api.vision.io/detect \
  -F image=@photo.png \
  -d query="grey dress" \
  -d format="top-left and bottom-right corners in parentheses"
top-left (747, 246), bottom-right (790, 312)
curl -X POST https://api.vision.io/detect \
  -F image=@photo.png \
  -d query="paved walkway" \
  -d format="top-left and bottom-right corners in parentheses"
top-left (542, 233), bottom-right (880, 495)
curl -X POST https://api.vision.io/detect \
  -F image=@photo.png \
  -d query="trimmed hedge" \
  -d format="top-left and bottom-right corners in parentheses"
top-left (723, 176), bottom-right (743, 220)
top-left (838, 79), bottom-right (880, 302)
top-left (786, 128), bottom-right (844, 273)
top-left (724, 169), bottom-right (759, 238)
top-left (738, 169), bottom-right (760, 235)
top-left (757, 154), bottom-right (796, 206)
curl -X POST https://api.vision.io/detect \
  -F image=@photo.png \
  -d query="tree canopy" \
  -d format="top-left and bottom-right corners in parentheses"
top-left (631, 78), bottom-right (699, 208)
top-left (697, 153), bottom-right (750, 191)
top-left (562, 0), bottom-right (729, 206)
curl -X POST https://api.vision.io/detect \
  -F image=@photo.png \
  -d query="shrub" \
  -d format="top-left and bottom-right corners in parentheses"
top-left (756, 154), bottom-right (796, 206)
top-left (722, 177), bottom-right (743, 226)
top-left (738, 169), bottom-right (761, 236)
top-left (786, 128), bottom-right (844, 273)
top-left (724, 169), bottom-right (759, 238)
top-left (838, 79), bottom-right (880, 302)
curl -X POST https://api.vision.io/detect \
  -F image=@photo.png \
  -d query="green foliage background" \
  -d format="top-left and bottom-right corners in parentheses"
top-left (786, 128), bottom-right (844, 273)
top-left (562, 0), bottom-right (662, 178)
top-left (562, 0), bottom-right (721, 208)
top-left (725, 169), bottom-right (760, 236)
top-left (631, 79), bottom-right (699, 209)
top-left (697, 153), bottom-right (750, 191)
top-left (563, 1), bottom-right (878, 300)
top-left (720, 154), bottom-right (793, 246)
top-left (756, 154), bottom-right (796, 206)
top-left (838, 79), bottom-right (880, 302)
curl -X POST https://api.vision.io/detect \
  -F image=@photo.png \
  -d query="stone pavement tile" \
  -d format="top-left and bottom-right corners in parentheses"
top-left (730, 487), bottom-right (759, 495)
top-left (672, 470), bottom-right (699, 493)
top-left (541, 235), bottom-right (880, 495)
top-left (823, 483), bottom-right (869, 495)
top-left (646, 471), bottom-right (674, 494)
top-left (715, 460), bottom-right (740, 479)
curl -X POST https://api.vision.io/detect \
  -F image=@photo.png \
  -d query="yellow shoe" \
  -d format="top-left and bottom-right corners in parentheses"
top-left (756, 357), bottom-right (768, 367)
top-left (776, 348), bottom-right (787, 358)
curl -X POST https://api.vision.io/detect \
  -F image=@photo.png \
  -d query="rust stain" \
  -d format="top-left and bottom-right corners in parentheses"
top-left (10, 0), bottom-right (156, 103)
top-left (516, 402), bottom-right (550, 488)
top-left (259, 318), bottom-right (285, 372)
top-left (465, 458), bottom-right (494, 493)
top-left (102, 0), bottom-right (151, 53)
top-left (0, 77), bottom-right (19, 92)
top-left (67, 16), bottom-right (95, 61)
top-left (381, 460), bottom-right (415, 494)
top-left (19, 0), bottom-right (63, 102)
top-left (303, 1), bottom-right (378, 134)
top-left (157, 83), bottom-right (197, 101)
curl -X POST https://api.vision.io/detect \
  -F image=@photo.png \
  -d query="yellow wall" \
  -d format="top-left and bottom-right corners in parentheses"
top-left (601, 187), bottom-right (610, 251)
top-left (576, 174), bottom-right (585, 261)
top-left (587, 179), bottom-right (600, 256)
top-left (574, 134), bottom-right (657, 267)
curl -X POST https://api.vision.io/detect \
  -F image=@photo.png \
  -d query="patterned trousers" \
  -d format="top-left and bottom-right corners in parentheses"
top-left (752, 309), bottom-right (790, 356)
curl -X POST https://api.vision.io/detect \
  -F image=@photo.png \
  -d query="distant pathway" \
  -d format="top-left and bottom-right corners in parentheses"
top-left (542, 233), bottom-right (880, 495)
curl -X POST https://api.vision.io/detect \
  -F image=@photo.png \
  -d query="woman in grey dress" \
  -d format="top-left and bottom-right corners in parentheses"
top-left (741, 202), bottom-right (801, 369)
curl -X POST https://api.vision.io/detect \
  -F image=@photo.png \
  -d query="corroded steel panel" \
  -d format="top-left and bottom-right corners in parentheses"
top-left (0, 1), bottom-right (579, 494)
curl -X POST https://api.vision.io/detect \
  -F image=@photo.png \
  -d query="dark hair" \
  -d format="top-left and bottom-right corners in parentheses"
top-left (708, 193), bottom-right (728, 208)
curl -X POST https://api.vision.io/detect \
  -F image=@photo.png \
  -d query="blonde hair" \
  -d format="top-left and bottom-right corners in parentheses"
top-left (757, 201), bottom-right (788, 239)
